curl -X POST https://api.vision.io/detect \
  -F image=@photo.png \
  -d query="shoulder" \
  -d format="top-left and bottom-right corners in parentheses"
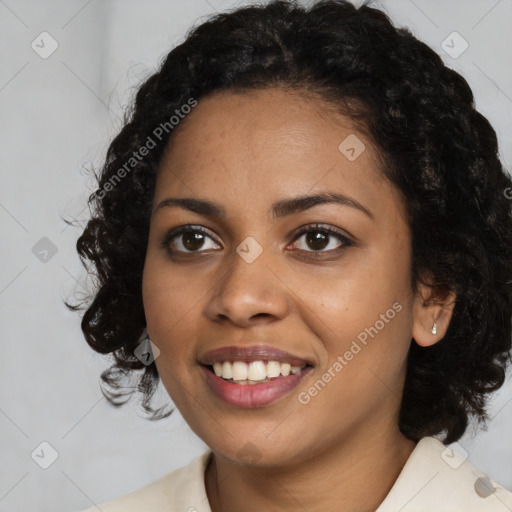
top-left (377, 436), bottom-right (512, 512)
top-left (74, 449), bottom-right (213, 512)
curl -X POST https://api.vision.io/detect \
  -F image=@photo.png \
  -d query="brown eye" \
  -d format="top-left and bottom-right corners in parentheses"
top-left (304, 230), bottom-right (329, 251)
top-left (181, 232), bottom-right (207, 251)
top-left (290, 224), bottom-right (353, 254)
top-left (161, 226), bottom-right (220, 253)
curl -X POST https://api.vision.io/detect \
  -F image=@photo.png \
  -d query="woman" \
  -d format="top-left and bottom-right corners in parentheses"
top-left (71, 0), bottom-right (512, 510)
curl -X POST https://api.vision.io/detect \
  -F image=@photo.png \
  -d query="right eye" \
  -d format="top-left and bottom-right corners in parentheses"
top-left (160, 225), bottom-right (221, 254)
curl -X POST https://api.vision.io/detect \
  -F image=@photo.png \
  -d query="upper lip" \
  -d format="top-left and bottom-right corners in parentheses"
top-left (199, 344), bottom-right (314, 367)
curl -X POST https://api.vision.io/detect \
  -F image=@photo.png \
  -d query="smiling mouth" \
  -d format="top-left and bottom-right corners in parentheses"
top-left (203, 361), bottom-right (314, 385)
top-left (201, 361), bottom-right (315, 408)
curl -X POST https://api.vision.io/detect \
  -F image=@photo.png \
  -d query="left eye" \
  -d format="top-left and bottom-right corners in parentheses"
top-left (161, 226), bottom-right (219, 253)
top-left (289, 224), bottom-right (353, 253)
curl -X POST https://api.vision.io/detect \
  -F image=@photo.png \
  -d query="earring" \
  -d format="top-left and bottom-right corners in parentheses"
top-left (431, 322), bottom-right (437, 335)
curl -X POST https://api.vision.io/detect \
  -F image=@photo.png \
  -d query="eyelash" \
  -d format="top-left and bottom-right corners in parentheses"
top-left (160, 223), bottom-right (354, 257)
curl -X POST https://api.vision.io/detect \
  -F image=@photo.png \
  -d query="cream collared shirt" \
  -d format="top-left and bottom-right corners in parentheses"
top-left (77, 437), bottom-right (512, 511)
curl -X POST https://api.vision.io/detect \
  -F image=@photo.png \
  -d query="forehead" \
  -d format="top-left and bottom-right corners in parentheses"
top-left (154, 88), bottom-right (406, 225)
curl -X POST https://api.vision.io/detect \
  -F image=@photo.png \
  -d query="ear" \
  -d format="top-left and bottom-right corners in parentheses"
top-left (411, 276), bottom-right (456, 348)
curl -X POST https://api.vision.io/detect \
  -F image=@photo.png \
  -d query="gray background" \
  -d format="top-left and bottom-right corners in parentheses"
top-left (1, 1), bottom-right (511, 511)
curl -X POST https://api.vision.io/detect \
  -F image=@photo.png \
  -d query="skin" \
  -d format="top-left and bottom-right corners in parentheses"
top-left (141, 87), bottom-right (456, 512)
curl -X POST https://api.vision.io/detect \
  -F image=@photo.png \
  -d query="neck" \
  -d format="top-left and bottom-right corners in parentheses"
top-left (205, 419), bottom-right (417, 512)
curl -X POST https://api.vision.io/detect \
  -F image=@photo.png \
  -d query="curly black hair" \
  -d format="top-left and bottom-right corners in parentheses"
top-left (65, 0), bottom-right (512, 444)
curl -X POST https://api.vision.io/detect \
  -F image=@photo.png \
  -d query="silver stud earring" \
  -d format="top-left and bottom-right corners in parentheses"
top-left (431, 322), bottom-right (437, 335)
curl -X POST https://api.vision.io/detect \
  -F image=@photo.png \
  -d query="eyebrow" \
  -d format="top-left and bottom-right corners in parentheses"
top-left (154, 191), bottom-right (374, 220)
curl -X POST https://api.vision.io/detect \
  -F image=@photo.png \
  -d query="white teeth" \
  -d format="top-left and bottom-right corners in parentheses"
top-left (247, 361), bottom-right (266, 381)
top-left (213, 362), bottom-right (223, 377)
top-left (266, 361), bottom-right (281, 378)
top-left (280, 363), bottom-right (291, 376)
top-left (232, 361), bottom-right (248, 381)
top-left (222, 361), bottom-right (233, 379)
top-left (210, 360), bottom-right (307, 382)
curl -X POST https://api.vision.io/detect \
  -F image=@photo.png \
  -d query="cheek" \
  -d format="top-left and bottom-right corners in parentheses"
top-left (142, 267), bottom-right (170, 337)
top-left (306, 257), bottom-right (400, 325)
top-left (142, 261), bottom-right (189, 354)
top-left (142, 258), bottom-right (212, 377)
top-left (142, 273), bottom-right (196, 404)
top-left (306, 239), bottom-right (413, 354)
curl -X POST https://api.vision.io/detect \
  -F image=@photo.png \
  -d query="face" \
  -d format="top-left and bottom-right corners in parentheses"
top-left (142, 88), bottom-right (419, 466)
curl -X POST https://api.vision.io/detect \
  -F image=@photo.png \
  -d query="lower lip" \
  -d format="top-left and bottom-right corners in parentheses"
top-left (201, 365), bottom-right (314, 408)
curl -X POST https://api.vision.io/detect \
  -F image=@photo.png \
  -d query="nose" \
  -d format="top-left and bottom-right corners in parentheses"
top-left (204, 245), bottom-right (291, 327)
